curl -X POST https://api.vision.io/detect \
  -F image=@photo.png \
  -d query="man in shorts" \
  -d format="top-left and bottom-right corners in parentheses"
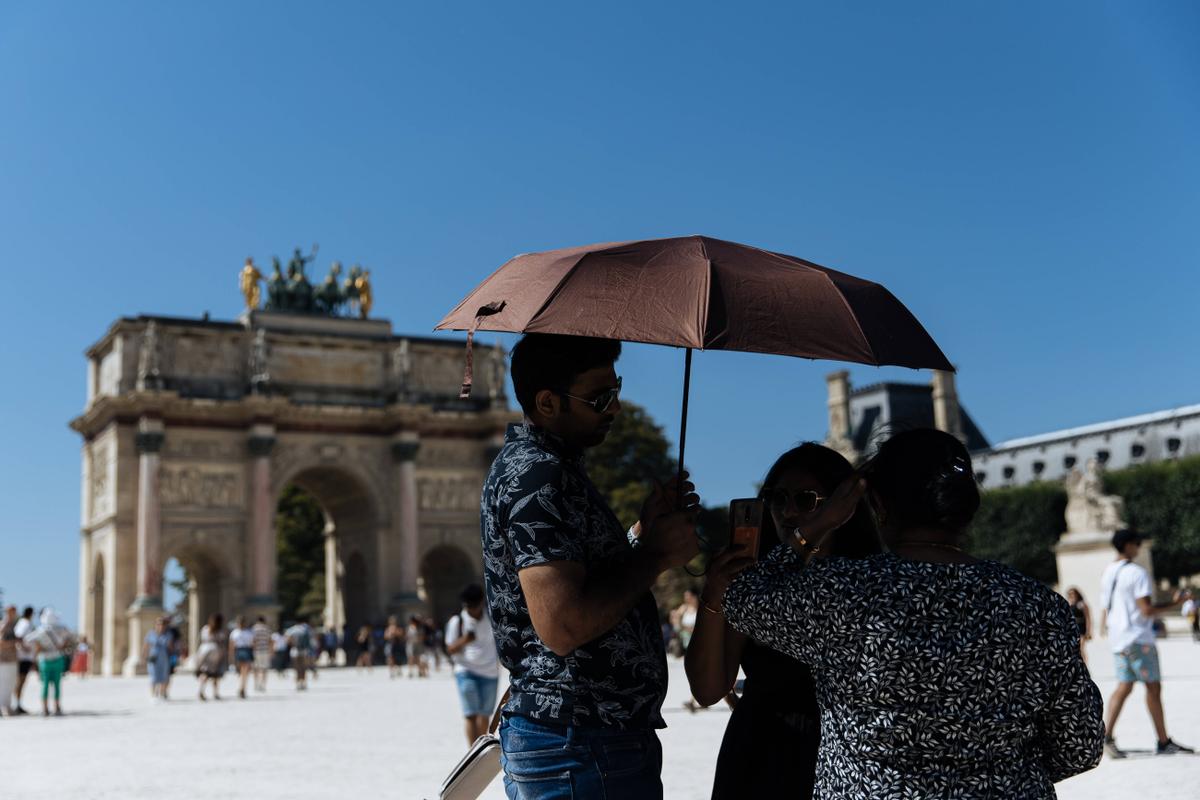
top-left (445, 584), bottom-right (500, 745)
top-left (1100, 529), bottom-right (1193, 757)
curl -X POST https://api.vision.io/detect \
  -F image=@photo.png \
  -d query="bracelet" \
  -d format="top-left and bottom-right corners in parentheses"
top-left (701, 599), bottom-right (723, 616)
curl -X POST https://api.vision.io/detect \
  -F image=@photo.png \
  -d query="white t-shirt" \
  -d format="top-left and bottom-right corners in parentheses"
top-left (1182, 599), bottom-right (1197, 619)
top-left (230, 627), bottom-right (255, 648)
top-left (445, 611), bottom-right (499, 679)
top-left (14, 618), bottom-right (33, 661)
top-left (1099, 559), bottom-right (1155, 652)
top-left (272, 631), bottom-right (288, 652)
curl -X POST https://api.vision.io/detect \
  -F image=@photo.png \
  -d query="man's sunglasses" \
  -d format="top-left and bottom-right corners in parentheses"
top-left (766, 487), bottom-right (826, 513)
top-left (559, 376), bottom-right (622, 414)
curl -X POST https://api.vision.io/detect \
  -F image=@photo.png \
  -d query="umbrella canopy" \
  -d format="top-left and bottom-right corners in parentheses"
top-left (436, 235), bottom-right (952, 371)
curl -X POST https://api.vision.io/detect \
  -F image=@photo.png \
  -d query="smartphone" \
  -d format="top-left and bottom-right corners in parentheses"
top-left (728, 498), bottom-right (764, 560)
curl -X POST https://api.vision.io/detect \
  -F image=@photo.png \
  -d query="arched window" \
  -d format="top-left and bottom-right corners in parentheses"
top-left (1064, 455), bottom-right (1077, 469)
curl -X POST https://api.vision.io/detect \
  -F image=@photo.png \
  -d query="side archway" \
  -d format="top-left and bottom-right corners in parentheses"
top-left (419, 545), bottom-right (479, 628)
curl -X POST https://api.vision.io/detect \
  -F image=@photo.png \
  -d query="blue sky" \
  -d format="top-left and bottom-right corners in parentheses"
top-left (2, 2), bottom-right (1198, 624)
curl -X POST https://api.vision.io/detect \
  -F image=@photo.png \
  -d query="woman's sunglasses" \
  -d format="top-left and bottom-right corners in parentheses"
top-left (766, 487), bottom-right (826, 513)
top-left (559, 376), bottom-right (622, 414)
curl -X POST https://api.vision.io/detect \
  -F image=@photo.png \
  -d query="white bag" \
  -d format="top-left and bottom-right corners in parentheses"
top-left (439, 733), bottom-right (502, 800)
top-left (437, 688), bottom-right (509, 800)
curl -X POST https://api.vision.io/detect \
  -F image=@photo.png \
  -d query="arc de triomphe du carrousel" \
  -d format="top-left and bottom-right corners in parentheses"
top-left (70, 253), bottom-right (517, 675)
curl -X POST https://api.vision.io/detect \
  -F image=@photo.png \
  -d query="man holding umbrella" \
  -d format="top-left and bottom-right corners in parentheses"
top-left (481, 332), bottom-right (700, 799)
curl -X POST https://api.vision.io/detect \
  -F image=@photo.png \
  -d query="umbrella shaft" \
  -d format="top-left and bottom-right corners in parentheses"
top-left (677, 348), bottom-right (692, 510)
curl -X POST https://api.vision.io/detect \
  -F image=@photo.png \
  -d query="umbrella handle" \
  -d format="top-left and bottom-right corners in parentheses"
top-left (457, 302), bottom-right (506, 399)
top-left (676, 348), bottom-right (692, 510)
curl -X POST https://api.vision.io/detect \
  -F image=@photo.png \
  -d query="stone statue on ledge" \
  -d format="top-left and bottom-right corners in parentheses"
top-left (1064, 458), bottom-right (1127, 534)
top-left (248, 247), bottom-right (376, 318)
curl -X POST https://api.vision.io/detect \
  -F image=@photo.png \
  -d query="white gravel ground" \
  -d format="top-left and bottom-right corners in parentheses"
top-left (6, 639), bottom-right (1198, 799)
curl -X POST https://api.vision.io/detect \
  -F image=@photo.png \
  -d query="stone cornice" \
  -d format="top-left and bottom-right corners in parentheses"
top-left (71, 393), bottom-right (518, 441)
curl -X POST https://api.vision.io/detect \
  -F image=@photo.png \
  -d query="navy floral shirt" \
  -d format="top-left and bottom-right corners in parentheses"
top-left (481, 423), bottom-right (667, 730)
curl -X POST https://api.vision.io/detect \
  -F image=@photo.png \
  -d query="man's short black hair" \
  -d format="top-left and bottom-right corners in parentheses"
top-left (1112, 529), bottom-right (1143, 552)
top-left (461, 583), bottom-right (485, 606)
top-left (509, 334), bottom-right (621, 417)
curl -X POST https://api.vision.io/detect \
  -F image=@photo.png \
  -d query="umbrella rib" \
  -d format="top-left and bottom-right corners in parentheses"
top-left (696, 236), bottom-right (712, 348)
top-left (823, 271), bottom-right (879, 365)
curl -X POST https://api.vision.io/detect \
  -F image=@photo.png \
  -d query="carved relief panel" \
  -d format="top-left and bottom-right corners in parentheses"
top-left (417, 475), bottom-right (483, 512)
top-left (160, 465), bottom-right (244, 510)
top-left (88, 433), bottom-right (116, 522)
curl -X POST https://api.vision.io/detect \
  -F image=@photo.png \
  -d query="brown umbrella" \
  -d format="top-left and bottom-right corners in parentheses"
top-left (436, 235), bottom-right (952, 478)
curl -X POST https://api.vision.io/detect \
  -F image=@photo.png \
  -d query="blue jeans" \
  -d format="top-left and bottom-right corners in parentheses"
top-left (499, 713), bottom-right (663, 799)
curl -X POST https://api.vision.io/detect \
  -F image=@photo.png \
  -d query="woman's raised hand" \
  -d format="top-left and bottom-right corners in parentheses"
top-left (794, 475), bottom-right (866, 554)
top-left (701, 544), bottom-right (758, 612)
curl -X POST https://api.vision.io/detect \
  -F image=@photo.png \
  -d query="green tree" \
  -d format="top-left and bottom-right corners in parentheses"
top-left (964, 483), bottom-right (1066, 585)
top-left (587, 400), bottom-right (714, 611)
top-left (588, 401), bottom-right (679, 528)
top-left (1106, 454), bottom-right (1200, 581)
top-left (276, 485), bottom-right (326, 623)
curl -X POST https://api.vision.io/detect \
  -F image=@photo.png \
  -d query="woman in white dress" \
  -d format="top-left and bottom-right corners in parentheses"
top-left (195, 613), bottom-right (227, 701)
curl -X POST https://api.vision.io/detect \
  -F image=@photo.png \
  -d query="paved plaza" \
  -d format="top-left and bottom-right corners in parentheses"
top-left (7, 639), bottom-right (1199, 799)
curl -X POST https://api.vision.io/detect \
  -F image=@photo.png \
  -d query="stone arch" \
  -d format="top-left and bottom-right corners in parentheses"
top-left (275, 462), bottom-right (386, 636)
top-left (90, 554), bottom-right (106, 675)
top-left (420, 545), bottom-right (480, 628)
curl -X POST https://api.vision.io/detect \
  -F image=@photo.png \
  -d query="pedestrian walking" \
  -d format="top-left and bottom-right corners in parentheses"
top-left (271, 628), bottom-right (290, 674)
top-left (405, 615), bottom-right (427, 678)
top-left (251, 616), bottom-right (272, 692)
top-left (24, 608), bottom-right (73, 717)
top-left (13, 606), bottom-right (35, 715)
top-left (69, 635), bottom-right (90, 677)
top-left (670, 589), bottom-right (699, 653)
top-left (354, 624), bottom-right (374, 672)
top-left (285, 618), bottom-right (314, 691)
top-left (229, 616), bottom-right (255, 699)
top-left (384, 616), bottom-right (404, 678)
top-left (195, 613), bottom-right (227, 701)
top-left (1180, 590), bottom-right (1199, 643)
top-left (0, 605), bottom-right (18, 716)
top-left (142, 616), bottom-right (173, 701)
top-left (1066, 587), bottom-right (1093, 666)
top-left (1100, 530), bottom-right (1194, 757)
top-left (445, 584), bottom-right (500, 745)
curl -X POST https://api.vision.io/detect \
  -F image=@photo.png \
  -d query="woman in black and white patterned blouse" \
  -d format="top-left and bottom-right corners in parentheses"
top-left (722, 429), bottom-right (1104, 799)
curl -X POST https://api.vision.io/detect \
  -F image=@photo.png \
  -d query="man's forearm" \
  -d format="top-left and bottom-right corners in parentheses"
top-left (529, 550), bottom-right (663, 656)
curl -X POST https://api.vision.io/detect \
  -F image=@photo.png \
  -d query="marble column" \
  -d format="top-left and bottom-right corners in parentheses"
top-left (323, 523), bottom-right (344, 633)
top-left (391, 434), bottom-right (421, 609)
top-left (247, 425), bottom-right (280, 624)
top-left (124, 418), bottom-right (165, 676)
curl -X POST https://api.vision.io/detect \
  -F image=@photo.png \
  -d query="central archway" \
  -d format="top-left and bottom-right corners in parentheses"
top-left (276, 463), bottom-right (383, 639)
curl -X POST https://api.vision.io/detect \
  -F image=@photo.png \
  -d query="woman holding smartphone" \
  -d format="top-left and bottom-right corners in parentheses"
top-left (685, 443), bottom-right (879, 800)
